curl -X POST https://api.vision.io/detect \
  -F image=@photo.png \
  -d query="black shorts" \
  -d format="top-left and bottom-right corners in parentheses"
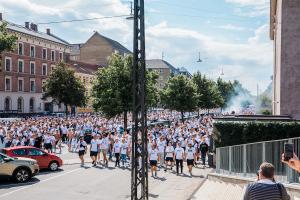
top-left (150, 160), bottom-right (157, 166)
top-left (79, 150), bottom-right (85, 156)
top-left (165, 157), bottom-right (174, 162)
top-left (44, 143), bottom-right (52, 150)
top-left (187, 159), bottom-right (194, 166)
top-left (90, 151), bottom-right (97, 157)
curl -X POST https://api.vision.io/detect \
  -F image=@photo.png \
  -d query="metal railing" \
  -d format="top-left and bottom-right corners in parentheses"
top-left (216, 137), bottom-right (300, 183)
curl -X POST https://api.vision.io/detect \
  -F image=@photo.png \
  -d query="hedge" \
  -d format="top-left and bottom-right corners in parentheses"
top-left (213, 121), bottom-right (300, 147)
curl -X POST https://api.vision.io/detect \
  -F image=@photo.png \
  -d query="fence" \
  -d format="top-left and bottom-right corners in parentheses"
top-left (216, 137), bottom-right (300, 183)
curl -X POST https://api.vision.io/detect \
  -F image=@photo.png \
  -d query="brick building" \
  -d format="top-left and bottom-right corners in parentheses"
top-left (270, 0), bottom-right (300, 119)
top-left (0, 15), bottom-right (71, 113)
top-left (70, 31), bottom-right (131, 66)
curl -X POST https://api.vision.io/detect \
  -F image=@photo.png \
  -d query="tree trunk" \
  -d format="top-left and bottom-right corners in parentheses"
top-left (124, 111), bottom-right (128, 131)
top-left (197, 109), bottom-right (200, 118)
top-left (181, 111), bottom-right (184, 122)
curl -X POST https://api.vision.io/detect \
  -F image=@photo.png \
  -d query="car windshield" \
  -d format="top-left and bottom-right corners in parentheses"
top-left (0, 152), bottom-right (14, 160)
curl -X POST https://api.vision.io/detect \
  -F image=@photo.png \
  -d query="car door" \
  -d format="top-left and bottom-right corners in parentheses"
top-left (0, 154), bottom-right (14, 176)
top-left (27, 148), bottom-right (48, 169)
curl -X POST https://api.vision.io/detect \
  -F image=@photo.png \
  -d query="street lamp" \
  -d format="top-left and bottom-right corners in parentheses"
top-left (126, 1), bottom-right (134, 20)
top-left (197, 52), bottom-right (202, 62)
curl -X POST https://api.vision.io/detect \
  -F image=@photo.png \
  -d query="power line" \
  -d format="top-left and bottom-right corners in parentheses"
top-left (36, 15), bottom-right (130, 25)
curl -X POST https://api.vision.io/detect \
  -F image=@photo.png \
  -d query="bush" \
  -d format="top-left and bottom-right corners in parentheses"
top-left (213, 121), bottom-right (300, 147)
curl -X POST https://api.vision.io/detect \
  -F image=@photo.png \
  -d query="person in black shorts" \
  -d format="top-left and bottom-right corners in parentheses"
top-left (77, 137), bottom-right (87, 166)
top-left (165, 142), bottom-right (175, 172)
top-left (149, 144), bottom-right (159, 177)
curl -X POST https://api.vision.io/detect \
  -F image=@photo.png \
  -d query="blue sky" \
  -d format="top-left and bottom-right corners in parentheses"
top-left (0, 0), bottom-right (272, 95)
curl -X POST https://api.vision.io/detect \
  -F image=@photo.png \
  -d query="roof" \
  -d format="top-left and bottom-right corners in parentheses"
top-left (67, 60), bottom-right (102, 75)
top-left (3, 21), bottom-right (69, 45)
top-left (179, 67), bottom-right (188, 73)
top-left (146, 59), bottom-right (179, 73)
top-left (87, 32), bottom-right (131, 54)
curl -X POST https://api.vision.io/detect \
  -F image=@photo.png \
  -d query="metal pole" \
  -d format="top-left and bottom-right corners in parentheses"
top-left (131, 0), bottom-right (148, 199)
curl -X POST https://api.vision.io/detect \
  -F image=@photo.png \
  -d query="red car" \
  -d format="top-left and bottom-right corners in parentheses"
top-left (2, 146), bottom-right (63, 171)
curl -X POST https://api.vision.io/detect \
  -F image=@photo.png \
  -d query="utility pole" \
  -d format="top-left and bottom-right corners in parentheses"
top-left (131, 0), bottom-right (148, 200)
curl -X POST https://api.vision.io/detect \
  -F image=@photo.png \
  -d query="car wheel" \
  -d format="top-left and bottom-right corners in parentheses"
top-left (14, 168), bottom-right (31, 183)
top-left (49, 161), bottom-right (59, 171)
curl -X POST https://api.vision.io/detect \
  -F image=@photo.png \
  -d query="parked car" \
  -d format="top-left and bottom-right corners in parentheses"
top-left (2, 146), bottom-right (63, 171)
top-left (0, 152), bottom-right (39, 183)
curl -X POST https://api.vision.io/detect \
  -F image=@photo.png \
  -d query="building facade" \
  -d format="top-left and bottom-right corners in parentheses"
top-left (146, 59), bottom-right (180, 89)
top-left (0, 16), bottom-right (71, 113)
top-left (70, 32), bottom-right (131, 67)
top-left (270, 0), bottom-right (300, 119)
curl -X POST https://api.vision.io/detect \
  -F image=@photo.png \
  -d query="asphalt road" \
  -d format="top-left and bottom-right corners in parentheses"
top-left (0, 151), bottom-right (212, 200)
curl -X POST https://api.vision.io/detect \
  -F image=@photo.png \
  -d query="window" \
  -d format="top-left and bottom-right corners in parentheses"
top-left (29, 98), bottom-right (34, 112)
top-left (5, 57), bottom-right (11, 71)
top-left (17, 97), bottom-right (23, 112)
top-left (18, 60), bottom-right (24, 73)
top-left (51, 50), bottom-right (55, 61)
top-left (30, 79), bottom-right (35, 92)
top-left (59, 52), bottom-right (63, 61)
top-left (42, 48), bottom-right (47, 60)
top-left (42, 64), bottom-right (47, 76)
top-left (5, 77), bottom-right (11, 91)
top-left (159, 69), bottom-right (164, 74)
top-left (30, 45), bottom-right (35, 57)
top-left (13, 149), bottom-right (26, 156)
top-left (18, 79), bottom-right (23, 92)
top-left (18, 43), bottom-right (24, 55)
top-left (30, 62), bottom-right (35, 75)
top-left (28, 149), bottom-right (44, 156)
top-left (4, 97), bottom-right (11, 111)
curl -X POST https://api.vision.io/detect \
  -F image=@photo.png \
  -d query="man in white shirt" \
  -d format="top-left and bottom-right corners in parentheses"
top-left (113, 138), bottom-right (121, 167)
top-left (90, 135), bottom-right (99, 167)
top-left (185, 142), bottom-right (196, 176)
top-left (157, 136), bottom-right (166, 168)
top-left (175, 142), bottom-right (185, 175)
top-left (149, 144), bottom-right (159, 177)
top-left (164, 142), bottom-right (174, 172)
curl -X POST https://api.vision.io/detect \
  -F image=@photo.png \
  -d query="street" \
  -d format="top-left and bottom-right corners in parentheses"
top-left (0, 149), bottom-right (211, 200)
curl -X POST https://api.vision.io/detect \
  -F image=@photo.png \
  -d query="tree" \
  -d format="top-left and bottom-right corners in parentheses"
top-left (193, 72), bottom-right (224, 113)
top-left (0, 21), bottom-right (18, 69)
top-left (160, 75), bottom-right (197, 121)
top-left (92, 53), bottom-right (158, 130)
top-left (217, 77), bottom-right (235, 110)
top-left (43, 62), bottom-right (86, 116)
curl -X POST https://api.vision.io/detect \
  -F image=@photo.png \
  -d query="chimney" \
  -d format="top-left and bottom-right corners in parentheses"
top-left (25, 22), bottom-right (30, 29)
top-left (30, 23), bottom-right (38, 32)
top-left (0, 13), bottom-right (2, 21)
top-left (46, 28), bottom-right (51, 35)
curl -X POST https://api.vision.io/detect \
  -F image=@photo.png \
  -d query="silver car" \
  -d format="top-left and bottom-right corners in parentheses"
top-left (0, 153), bottom-right (39, 183)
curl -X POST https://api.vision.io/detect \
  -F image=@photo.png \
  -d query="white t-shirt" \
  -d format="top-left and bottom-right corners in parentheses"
top-left (175, 147), bottom-right (184, 160)
top-left (149, 149), bottom-right (158, 161)
top-left (44, 135), bottom-right (52, 144)
top-left (157, 140), bottom-right (166, 153)
top-left (78, 141), bottom-right (87, 151)
top-left (113, 142), bottom-right (121, 153)
top-left (121, 143), bottom-right (128, 154)
top-left (185, 147), bottom-right (195, 160)
top-left (90, 139), bottom-right (98, 152)
top-left (100, 137), bottom-right (109, 150)
top-left (165, 146), bottom-right (174, 158)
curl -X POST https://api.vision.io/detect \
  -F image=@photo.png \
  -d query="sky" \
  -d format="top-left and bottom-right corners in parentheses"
top-left (0, 0), bottom-right (273, 95)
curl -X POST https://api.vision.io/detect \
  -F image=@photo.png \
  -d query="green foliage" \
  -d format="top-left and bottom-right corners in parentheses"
top-left (160, 75), bottom-right (197, 121)
top-left (261, 109), bottom-right (272, 115)
top-left (192, 72), bottom-right (224, 110)
top-left (92, 53), bottom-right (158, 128)
top-left (213, 121), bottom-right (300, 147)
top-left (0, 21), bottom-right (18, 53)
top-left (43, 63), bottom-right (86, 113)
top-left (217, 77), bottom-right (235, 109)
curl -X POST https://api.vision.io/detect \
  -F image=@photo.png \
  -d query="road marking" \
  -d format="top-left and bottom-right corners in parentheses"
top-left (0, 168), bottom-right (82, 198)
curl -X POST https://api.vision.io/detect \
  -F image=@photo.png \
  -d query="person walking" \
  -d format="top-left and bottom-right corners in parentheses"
top-left (77, 137), bottom-right (87, 166)
top-left (164, 141), bottom-right (174, 172)
top-left (149, 144), bottom-right (159, 177)
top-left (90, 135), bottom-right (99, 167)
top-left (120, 138), bottom-right (128, 167)
top-left (174, 142), bottom-right (184, 175)
top-left (243, 162), bottom-right (290, 200)
top-left (199, 137), bottom-right (208, 167)
top-left (185, 142), bottom-right (196, 176)
top-left (113, 137), bottom-right (121, 167)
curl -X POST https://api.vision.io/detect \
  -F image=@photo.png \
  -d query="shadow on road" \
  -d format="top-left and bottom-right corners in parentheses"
top-left (0, 177), bottom-right (40, 189)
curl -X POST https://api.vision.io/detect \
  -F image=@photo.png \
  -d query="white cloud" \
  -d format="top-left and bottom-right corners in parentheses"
top-left (225, 0), bottom-right (269, 17)
top-left (217, 24), bottom-right (247, 31)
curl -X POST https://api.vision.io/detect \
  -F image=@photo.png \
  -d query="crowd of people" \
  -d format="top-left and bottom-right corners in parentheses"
top-left (0, 111), bottom-right (214, 177)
